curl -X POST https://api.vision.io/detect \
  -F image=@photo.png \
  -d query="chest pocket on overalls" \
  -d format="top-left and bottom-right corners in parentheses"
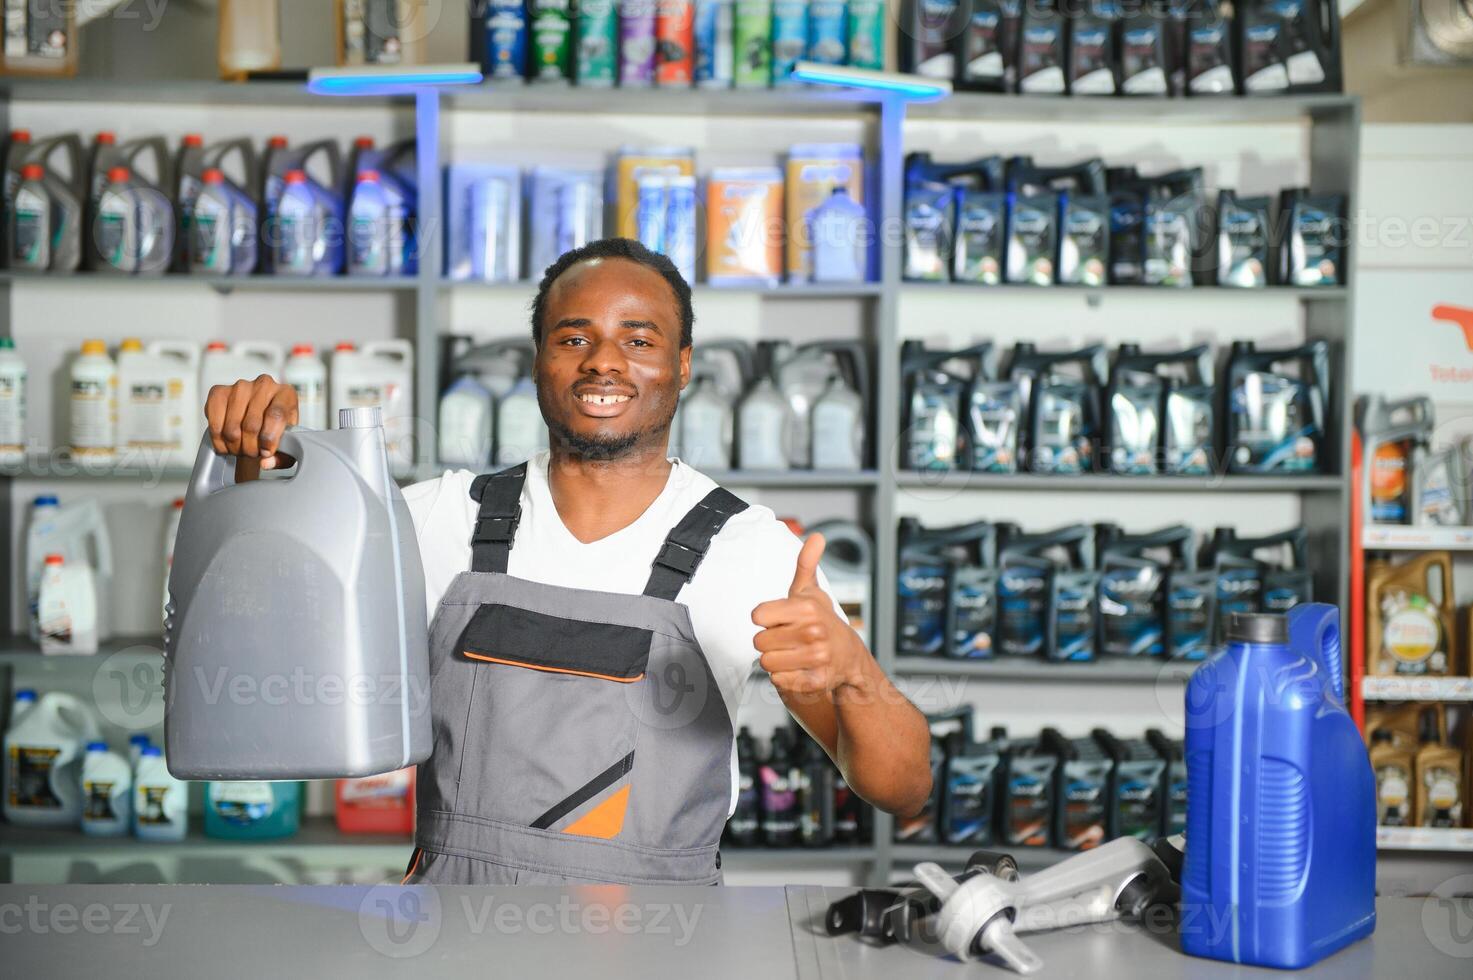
top-left (457, 602), bottom-right (650, 838)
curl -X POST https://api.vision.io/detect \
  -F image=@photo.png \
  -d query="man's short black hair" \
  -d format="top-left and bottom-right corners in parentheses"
top-left (530, 237), bottom-right (694, 348)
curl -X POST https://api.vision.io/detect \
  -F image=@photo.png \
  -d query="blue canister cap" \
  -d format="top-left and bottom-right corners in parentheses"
top-left (33, 495), bottom-right (59, 507)
top-left (129, 734), bottom-right (152, 747)
top-left (140, 746), bottom-right (163, 758)
top-left (15, 689), bottom-right (37, 702)
top-left (86, 741), bottom-right (109, 753)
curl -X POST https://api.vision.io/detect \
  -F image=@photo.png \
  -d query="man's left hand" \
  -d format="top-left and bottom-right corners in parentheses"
top-left (752, 533), bottom-right (868, 700)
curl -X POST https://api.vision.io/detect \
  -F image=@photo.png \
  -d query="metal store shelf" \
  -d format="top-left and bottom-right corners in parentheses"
top-left (1376, 827), bottom-right (1473, 852)
top-left (892, 472), bottom-right (1343, 492)
top-left (0, 272), bottom-right (419, 292)
top-left (0, 77), bottom-right (415, 108)
top-left (908, 91), bottom-right (1356, 124)
top-left (900, 282), bottom-right (1347, 301)
top-left (445, 279), bottom-right (885, 299)
top-left (891, 656), bottom-right (1195, 683)
top-left (1362, 525), bottom-right (1473, 551)
top-left (1362, 676), bottom-right (1473, 702)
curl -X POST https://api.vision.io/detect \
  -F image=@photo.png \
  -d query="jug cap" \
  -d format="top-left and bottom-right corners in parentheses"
top-left (107, 166), bottom-right (130, 183)
top-left (285, 170), bottom-right (308, 185)
top-left (1227, 612), bottom-right (1287, 645)
top-left (10, 129), bottom-right (30, 141)
top-left (206, 341), bottom-right (229, 351)
top-left (130, 733), bottom-right (152, 746)
top-left (20, 163), bottom-right (42, 180)
top-left (291, 343), bottom-right (316, 356)
top-left (33, 494), bottom-right (58, 506)
top-left (141, 745), bottom-right (162, 758)
top-left (339, 406), bottom-right (383, 429)
top-left (44, 554), bottom-right (64, 565)
top-left (355, 136), bottom-right (376, 149)
top-left (268, 135), bottom-right (288, 148)
top-left (183, 133), bottom-right (203, 147)
top-left (203, 168), bottom-right (225, 185)
top-left (95, 131), bottom-right (116, 145)
top-left (120, 338), bottom-right (143, 352)
top-left (87, 741), bottom-right (108, 753)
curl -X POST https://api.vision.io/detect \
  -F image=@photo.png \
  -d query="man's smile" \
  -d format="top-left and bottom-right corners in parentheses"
top-left (573, 385), bottom-right (637, 417)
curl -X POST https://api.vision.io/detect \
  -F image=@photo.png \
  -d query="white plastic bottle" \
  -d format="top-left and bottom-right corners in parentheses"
top-left (116, 338), bottom-right (201, 468)
top-left (284, 344), bottom-right (328, 430)
top-left (0, 336), bottom-right (26, 465)
top-left (200, 340), bottom-right (285, 396)
top-left (9, 688), bottom-right (38, 728)
top-left (80, 741), bottom-right (133, 836)
top-left (2, 691), bottom-right (101, 828)
top-left (161, 497), bottom-right (184, 625)
top-left (25, 496), bottom-right (114, 643)
top-left (128, 733), bottom-right (153, 770)
top-left (38, 554), bottom-right (99, 655)
top-left (496, 374), bottom-right (547, 467)
top-left (438, 374), bottom-right (494, 468)
top-left (70, 339), bottom-right (117, 461)
top-left (331, 339), bottom-right (415, 476)
top-left (133, 745), bottom-right (188, 841)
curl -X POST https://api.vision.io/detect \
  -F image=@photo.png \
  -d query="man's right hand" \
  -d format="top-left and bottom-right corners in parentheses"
top-left (204, 375), bottom-right (299, 472)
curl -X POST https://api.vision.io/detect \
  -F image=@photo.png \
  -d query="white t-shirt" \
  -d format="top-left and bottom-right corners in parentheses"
top-left (402, 451), bottom-right (844, 815)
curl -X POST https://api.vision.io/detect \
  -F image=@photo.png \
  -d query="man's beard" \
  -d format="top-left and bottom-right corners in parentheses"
top-left (544, 411), bottom-right (673, 462)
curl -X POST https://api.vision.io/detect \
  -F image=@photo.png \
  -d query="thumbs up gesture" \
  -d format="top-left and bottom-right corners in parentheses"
top-left (752, 533), bottom-right (865, 700)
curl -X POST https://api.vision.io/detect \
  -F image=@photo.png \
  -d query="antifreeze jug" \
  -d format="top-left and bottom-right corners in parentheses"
top-left (84, 132), bottom-right (174, 274)
top-left (673, 339), bottom-right (753, 468)
top-left (175, 134), bottom-right (260, 273)
top-left (4, 130), bottom-right (84, 272)
top-left (6, 161), bottom-right (83, 273)
top-left (164, 406), bottom-right (430, 780)
top-left (1182, 605), bottom-right (1375, 969)
top-left (3, 691), bottom-right (101, 828)
top-left (261, 136), bottom-right (343, 274)
top-left (1095, 522), bottom-right (1196, 657)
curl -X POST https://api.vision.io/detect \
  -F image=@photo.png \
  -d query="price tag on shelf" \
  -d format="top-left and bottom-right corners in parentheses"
top-left (1362, 526), bottom-right (1473, 550)
top-left (1361, 676), bottom-right (1473, 702)
top-left (1377, 827), bottom-right (1473, 852)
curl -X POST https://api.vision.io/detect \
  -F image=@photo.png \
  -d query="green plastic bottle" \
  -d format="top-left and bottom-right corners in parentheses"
top-left (733, 0), bottom-right (772, 88)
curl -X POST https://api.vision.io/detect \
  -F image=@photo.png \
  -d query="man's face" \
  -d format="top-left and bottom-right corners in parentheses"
top-left (535, 257), bottom-right (691, 460)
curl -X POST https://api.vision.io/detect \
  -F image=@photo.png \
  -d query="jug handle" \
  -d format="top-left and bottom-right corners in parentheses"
top-left (187, 428), bottom-right (308, 498)
top-left (1287, 602), bottom-right (1343, 705)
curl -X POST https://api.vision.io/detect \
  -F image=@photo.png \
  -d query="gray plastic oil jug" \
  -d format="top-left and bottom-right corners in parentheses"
top-left (163, 406), bottom-right (430, 780)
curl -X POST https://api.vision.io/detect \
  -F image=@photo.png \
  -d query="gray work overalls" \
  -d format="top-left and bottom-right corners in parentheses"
top-left (403, 462), bottom-right (749, 885)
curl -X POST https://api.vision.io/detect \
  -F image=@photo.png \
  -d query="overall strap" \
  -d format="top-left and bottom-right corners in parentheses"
top-left (643, 487), bottom-right (749, 601)
top-left (468, 463), bottom-right (528, 574)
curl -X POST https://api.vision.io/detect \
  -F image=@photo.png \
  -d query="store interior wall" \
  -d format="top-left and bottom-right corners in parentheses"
top-left (1343, 0), bottom-right (1473, 123)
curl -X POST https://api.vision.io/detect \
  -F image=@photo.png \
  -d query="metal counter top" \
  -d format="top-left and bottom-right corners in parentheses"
top-left (0, 885), bottom-right (1466, 979)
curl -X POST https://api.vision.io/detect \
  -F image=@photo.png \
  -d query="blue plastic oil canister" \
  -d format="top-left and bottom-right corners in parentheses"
top-left (1181, 604), bottom-right (1375, 969)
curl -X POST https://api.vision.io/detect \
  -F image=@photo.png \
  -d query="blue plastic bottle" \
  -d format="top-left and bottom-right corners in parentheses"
top-left (203, 780), bottom-right (304, 840)
top-left (1181, 605), bottom-right (1375, 969)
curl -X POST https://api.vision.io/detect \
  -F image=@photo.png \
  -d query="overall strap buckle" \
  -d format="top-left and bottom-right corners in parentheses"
top-left (470, 463), bottom-right (528, 574)
top-left (643, 487), bottom-right (749, 601)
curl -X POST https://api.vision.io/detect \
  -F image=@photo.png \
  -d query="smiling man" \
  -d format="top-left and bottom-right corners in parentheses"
top-left (204, 237), bottom-right (931, 885)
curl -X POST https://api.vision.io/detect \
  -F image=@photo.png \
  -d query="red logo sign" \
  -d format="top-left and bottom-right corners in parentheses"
top-left (1433, 305), bottom-right (1473, 351)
